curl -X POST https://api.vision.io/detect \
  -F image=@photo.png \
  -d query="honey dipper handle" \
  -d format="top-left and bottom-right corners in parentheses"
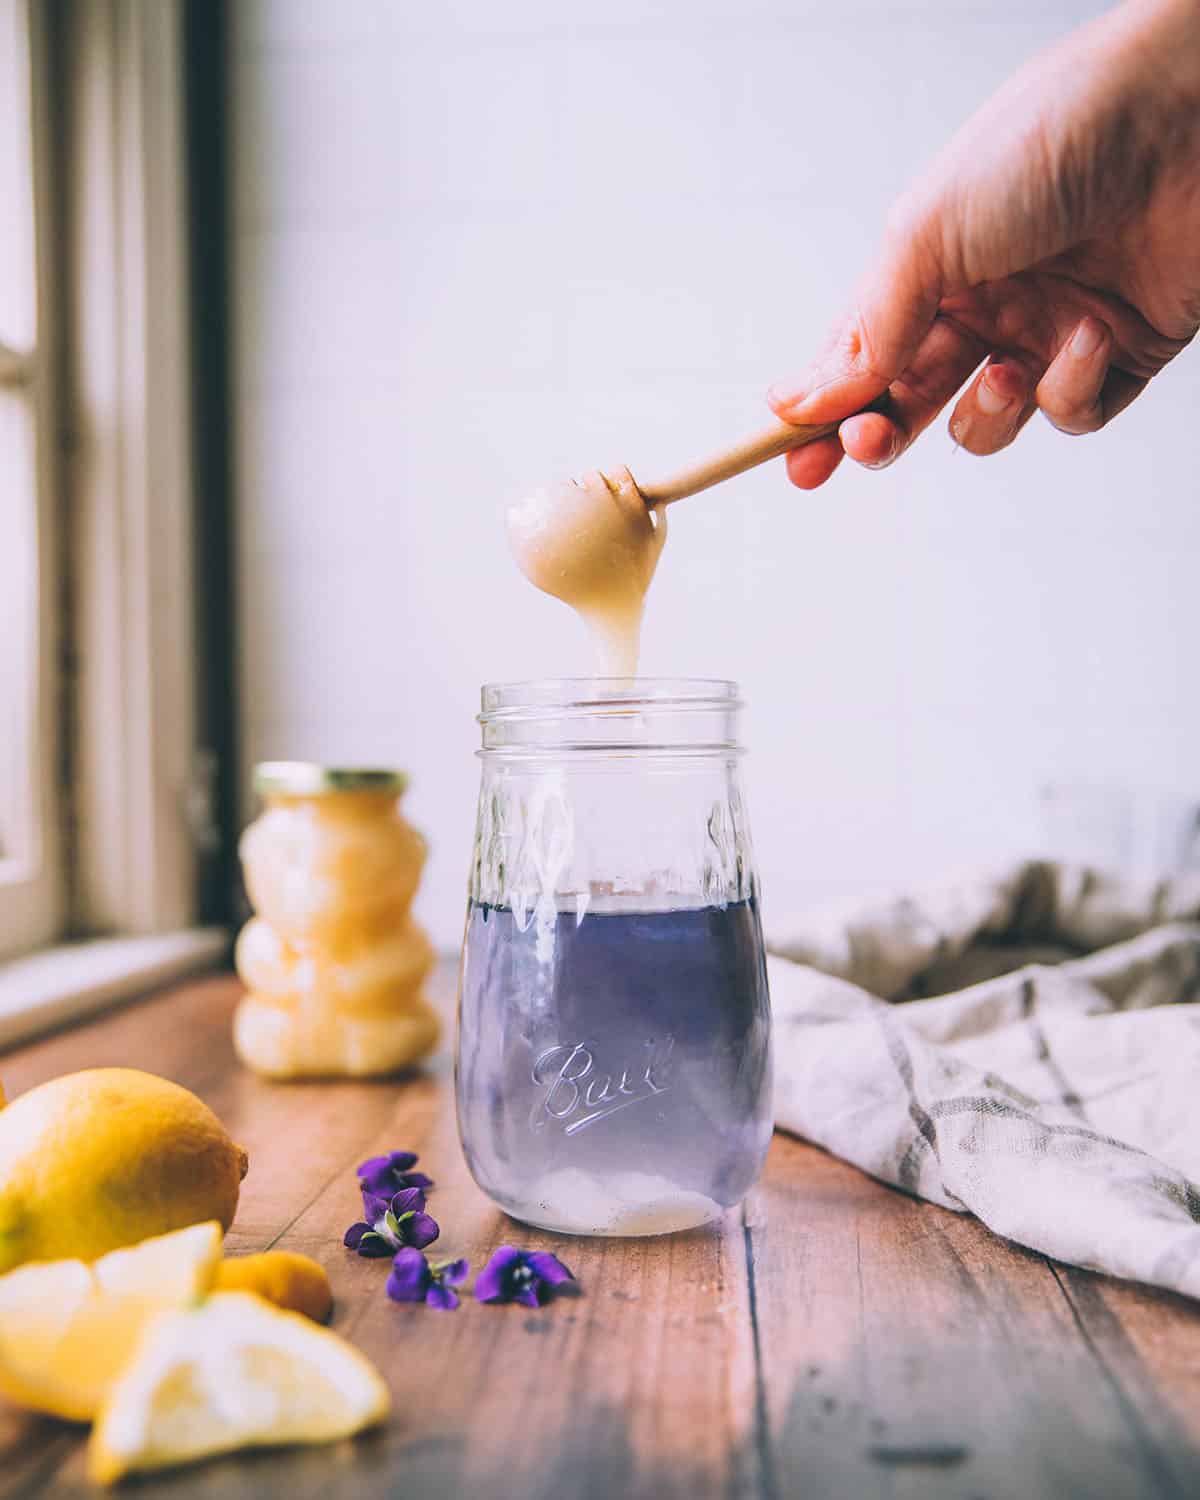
top-left (635, 397), bottom-right (888, 507)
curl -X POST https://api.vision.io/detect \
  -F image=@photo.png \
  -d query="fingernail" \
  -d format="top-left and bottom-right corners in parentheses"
top-left (1069, 317), bottom-right (1105, 360)
top-left (976, 364), bottom-right (1022, 415)
top-left (862, 429), bottom-right (900, 470)
top-left (975, 379), bottom-right (1010, 416)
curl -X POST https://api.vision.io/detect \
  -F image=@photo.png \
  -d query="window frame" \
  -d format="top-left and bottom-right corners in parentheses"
top-left (0, 0), bottom-right (66, 960)
top-left (65, 0), bottom-right (202, 937)
top-left (0, 0), bottom-right (227, 1029)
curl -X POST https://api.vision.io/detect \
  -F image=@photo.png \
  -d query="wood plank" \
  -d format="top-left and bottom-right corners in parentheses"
top-left (0, 973), bottom-right (437, 1498)
top-left (0, 969), bottom-right (762, 1500)
top-left (747, 1134), bottom-right (1200, 1500)
top-left (266, 1059), bottom-right (761, 1500)
top-left (0, 974), bottom-right (414, 1254)
top-left (0, 973), bottom-right (237, 1099)
top-left (4, 968), bottom-right (1200, 1498)
top-left (1053, 1265), bottom-right (1200, 1493)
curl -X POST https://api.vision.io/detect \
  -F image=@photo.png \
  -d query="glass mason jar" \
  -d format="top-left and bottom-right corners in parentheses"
top-left (456, 680), bottom-right (773, 1237)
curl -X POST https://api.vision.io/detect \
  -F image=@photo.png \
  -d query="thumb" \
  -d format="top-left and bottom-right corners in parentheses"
top-left (768, 213), bottom-right (946, 425)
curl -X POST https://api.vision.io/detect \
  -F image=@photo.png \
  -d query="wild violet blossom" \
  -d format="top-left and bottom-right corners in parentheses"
top-left (343, 1186), bottom-right (439, 1258)
top-left (475, 1246), bottom-right (575, 1308)
top-left (387, 1248), bottom-right (469, 1310)
top-left (356, 1151), bottom-right (434, 1198)
top-left (344, 1154), bottom-right (581, 1314)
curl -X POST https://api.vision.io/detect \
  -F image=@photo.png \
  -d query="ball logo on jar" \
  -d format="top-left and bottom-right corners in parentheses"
top-left (529, 1037), bottom-right (674, 1136)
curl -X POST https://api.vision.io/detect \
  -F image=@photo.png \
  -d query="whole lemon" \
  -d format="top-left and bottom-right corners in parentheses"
top-left (0, 1068), bottom-right (249, 1271)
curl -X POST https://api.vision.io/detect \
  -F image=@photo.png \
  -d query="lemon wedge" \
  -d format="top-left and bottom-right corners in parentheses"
top-left (215, 1250), bottom-right (333, 1323)
top-left (0, 1221), bottom-right (223, 1421)
top-left (88, 1291), bottom-right (390, 1485)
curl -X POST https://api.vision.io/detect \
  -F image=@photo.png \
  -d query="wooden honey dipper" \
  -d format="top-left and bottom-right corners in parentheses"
top-left (506, 396), bottom-right (889, 675)
top-left (633, 393), bottom-right (892, 506)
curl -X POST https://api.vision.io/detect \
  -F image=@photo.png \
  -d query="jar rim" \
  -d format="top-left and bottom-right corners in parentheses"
top-left (478, 679), bottom-right (743, 755)
top-left (480, 678), bottom-right (740, 721)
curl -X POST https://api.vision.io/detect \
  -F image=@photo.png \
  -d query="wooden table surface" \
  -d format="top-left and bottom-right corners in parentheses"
top-left (3, 964), bottom-right (1200, 1499)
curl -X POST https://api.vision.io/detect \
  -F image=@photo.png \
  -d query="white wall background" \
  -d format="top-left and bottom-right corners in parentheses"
top-left (231, 0), bottom-right (1200, 950)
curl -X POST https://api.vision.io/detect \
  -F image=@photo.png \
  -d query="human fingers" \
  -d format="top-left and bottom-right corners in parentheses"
top-left (948, 357), bottom-right (1040, 455)
top-left (837, 313), bottom-right (991, 469)
top-left (1035, 317), bottom-right (1113, 434)
top-left (1037, 361), bottom-right (1146, 435)
top-left (949, 313), bottom-right (1150, 453)
top-left (768, 217), bottom-right (947, 428)
top-left (779, 313), bottom-right (990, 486)
top-left (1095, 366), bottom-right (1150, 425)
top-left (784, 436), bottom-right (844, 490)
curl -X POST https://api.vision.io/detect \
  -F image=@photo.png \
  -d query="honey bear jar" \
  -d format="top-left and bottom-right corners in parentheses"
top-left (234, 763), bottom-right (440, 1078)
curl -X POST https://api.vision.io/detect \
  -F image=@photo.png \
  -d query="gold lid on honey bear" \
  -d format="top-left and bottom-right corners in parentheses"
top-left (253, 762), bottom-right (408, 798)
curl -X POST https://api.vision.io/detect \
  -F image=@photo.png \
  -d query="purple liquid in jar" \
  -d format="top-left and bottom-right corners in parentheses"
top-left (455, 896), bottom-right (773, 1236)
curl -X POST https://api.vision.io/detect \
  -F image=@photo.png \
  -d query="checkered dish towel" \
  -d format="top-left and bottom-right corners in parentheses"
top-left (767, 861), bottom-right (1200, 1299)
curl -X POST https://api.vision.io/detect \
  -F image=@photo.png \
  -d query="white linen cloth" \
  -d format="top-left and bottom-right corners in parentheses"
top-left (767, 861), bottom-right (1200, 1298)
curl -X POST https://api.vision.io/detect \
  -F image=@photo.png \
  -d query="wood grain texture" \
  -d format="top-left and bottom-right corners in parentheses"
top-left (2, 966), bottom-right (1200, 1498)
top-left (746, 1139), bottom-right (1200, 1500)
top-left (634, 416), bottom-right (842, 507)
top-left (634, 396), bottom-right (892, 507)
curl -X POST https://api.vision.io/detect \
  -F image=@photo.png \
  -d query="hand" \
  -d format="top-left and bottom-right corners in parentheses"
top-left (768, 0), bottom-right (1200, 488)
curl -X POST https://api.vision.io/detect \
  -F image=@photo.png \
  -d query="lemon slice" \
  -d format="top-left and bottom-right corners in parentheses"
top-left (88, 1291), bottom-right (390, 1485)
top-left (0, 1221), bottom-right (223, 1421)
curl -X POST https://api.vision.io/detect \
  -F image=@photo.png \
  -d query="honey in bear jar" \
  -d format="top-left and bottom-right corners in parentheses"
top-left (234, 763), bottom-right (440, 1078)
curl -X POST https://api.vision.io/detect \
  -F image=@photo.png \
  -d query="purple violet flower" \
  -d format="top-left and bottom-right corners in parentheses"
top-left (386, 1248), bottom-right (469, 1310)
top-left (474, 1246), bottom-right (576, 1308)
top-left (356, 1151), bottom-right (434, 1198)
top-left (343, 1186), bottom-right (439, 1258)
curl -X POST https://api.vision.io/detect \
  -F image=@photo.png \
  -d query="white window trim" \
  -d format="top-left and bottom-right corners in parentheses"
top-left (67, 0), bottom-right (201, 936)
top-left (0, 928), bottom-right (227, 1051)
top-left (0, 0), bottom-right (222, 1038)
top-left (0, 0), bottom-right (66, 959)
